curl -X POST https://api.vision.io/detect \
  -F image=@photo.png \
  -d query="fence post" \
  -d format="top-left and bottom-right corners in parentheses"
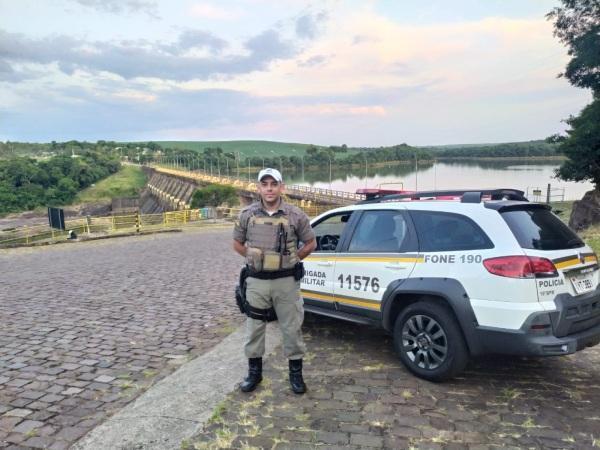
top-left (546, 183), bottom-right (551, 204)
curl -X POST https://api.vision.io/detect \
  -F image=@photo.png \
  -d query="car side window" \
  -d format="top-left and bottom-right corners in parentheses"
top-left (312, 212), bottom-right (352, 252)
top-left (410, 211), bottom-right (494, 252)
top-left (348, 210), bottom-right (409, 253)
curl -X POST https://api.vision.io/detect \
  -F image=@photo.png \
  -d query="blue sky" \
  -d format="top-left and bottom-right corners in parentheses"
top-left (0, 0), bottom-right (592, 145)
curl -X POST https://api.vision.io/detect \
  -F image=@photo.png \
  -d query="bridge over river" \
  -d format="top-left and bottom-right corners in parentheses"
top-left (144, 165), bottom-right (366, 212)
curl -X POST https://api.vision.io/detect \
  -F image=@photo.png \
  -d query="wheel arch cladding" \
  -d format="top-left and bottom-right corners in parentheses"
top-left (381, 278), bottom-right (483, 355)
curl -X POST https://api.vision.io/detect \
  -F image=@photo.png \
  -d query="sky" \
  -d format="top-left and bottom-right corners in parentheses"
top-left (0, 0), bottom-right (593, 146)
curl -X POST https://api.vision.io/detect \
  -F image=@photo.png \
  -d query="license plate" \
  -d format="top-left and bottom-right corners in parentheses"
top-left (570, 272), bottom-right (595, 295)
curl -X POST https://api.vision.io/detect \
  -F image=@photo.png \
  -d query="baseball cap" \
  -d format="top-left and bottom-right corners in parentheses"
top-left (258, 168), bottom-right (283, 183)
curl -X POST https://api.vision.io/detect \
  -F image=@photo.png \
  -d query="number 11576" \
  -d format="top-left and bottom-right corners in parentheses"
top-left (337, 274), bottom-right (380, 293)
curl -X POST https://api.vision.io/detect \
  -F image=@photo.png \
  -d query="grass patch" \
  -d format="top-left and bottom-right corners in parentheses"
top-left (24, 429), bottom-right (38, 439)
top-left (499, 388), bottom-right (522, 401)
top-left (214, 427), bottom-right (236, 448)
top-left (401, 390), bottom-right (414, 399)
top-left (362, 363), bottom-right (386, 372)
top-left (521, 417), bottom-right (537, 428)
top-left (75, 165), bottom-right (147, 203)
top-left (582, 226), bottom-right (600, 254)
top-left (549, 201), bottom-right (573, 223)
top-left (208, 401), bottom-right (227, 424)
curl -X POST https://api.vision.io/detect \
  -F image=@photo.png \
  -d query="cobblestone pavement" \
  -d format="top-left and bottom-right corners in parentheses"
top-left (3, 229), bottom-right (600, 450)
top-left (191, 315), bottom-right (600, 450)
top-left (0, 228), bottom-right (245, 450)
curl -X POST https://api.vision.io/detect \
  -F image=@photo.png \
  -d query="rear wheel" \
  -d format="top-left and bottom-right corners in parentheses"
top-left (393, 300), bottom-right (469, 381)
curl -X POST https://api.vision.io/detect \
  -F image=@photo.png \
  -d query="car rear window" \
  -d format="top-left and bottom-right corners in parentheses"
top-left (501, 207), bottom-right (584, 250)
top-left (410, 211), bottom-right (494, 252)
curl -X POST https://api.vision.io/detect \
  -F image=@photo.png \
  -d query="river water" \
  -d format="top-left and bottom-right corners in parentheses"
top-left (277, 159), bottom-right (594, 201)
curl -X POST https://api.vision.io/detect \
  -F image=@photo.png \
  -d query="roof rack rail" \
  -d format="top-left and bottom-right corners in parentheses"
top-left (357, 188), bottom-right (528, 204)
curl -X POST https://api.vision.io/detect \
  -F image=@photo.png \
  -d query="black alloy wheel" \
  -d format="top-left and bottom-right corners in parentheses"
top-left (402, 314), bottom-right (448, 370)
top-left (393, 300), bottom-right (469, 381)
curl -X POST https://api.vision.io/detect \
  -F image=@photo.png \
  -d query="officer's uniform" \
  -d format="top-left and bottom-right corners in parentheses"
top-left (233, 199), bottom-right (315, 361)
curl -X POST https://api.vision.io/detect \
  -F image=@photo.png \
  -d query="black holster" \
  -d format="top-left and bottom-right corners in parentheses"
top-left (235, 266), bottom-right (278, 322)
top-left (294, 262), bottom-right (305, 281)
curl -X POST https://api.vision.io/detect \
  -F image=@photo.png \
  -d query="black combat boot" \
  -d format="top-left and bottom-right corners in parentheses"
top-left (289, 359), bottom-right (307, 394)
top-left (240, 357), bottom-right (262, 392)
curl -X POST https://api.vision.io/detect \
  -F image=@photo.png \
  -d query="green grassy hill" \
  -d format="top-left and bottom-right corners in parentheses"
top-left (75, 165), bottom-right (147, 203)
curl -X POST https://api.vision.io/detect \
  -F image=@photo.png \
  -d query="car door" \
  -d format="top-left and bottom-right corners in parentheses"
top-left (301, 210), bottom-right (355, 311)
top-left (333, 209), bottom-right (419, 319)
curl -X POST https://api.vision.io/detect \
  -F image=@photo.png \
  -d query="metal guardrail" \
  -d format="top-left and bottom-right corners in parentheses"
top-left (0, 209), bottom-right (215, 248)
top-left (0, 203), bottom-right (332, 248)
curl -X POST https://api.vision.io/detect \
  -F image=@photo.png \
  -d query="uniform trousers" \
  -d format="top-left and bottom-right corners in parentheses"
top-left (244, 275), bottom-right (306, 360)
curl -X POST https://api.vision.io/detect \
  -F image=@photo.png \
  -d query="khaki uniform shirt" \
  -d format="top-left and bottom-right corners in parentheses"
top-left (233, 199), bottom-right (315, 246)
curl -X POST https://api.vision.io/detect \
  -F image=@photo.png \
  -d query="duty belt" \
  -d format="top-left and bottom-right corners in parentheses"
top-left (247, 267), bottom-right (296, 280)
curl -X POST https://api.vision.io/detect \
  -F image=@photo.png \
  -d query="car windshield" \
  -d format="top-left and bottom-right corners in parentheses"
top-left (501, 207), bottom-right (584, 251)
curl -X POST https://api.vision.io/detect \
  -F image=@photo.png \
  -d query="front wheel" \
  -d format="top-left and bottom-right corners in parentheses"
top-left (393, 301), bottom-right (469, 381)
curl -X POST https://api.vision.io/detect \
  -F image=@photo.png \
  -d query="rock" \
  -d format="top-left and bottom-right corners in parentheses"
top-left (569, 189), bottom-right (600, 231)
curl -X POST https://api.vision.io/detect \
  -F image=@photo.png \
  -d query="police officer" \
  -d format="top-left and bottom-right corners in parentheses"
top-left (233, 168), bottom-right (316, 394)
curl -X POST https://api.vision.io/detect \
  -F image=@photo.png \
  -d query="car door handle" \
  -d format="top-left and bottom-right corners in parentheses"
top-left (317, 262), bottom-right (333, 267)
top-left (384, 264), bottom-right (407, 270)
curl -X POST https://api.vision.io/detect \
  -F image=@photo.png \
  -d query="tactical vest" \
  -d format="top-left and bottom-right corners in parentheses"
top-left (246, 215), bottom-right (299, 272)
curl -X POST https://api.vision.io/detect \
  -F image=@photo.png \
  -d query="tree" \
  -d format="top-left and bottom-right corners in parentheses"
top-left (555, 100), bottom-right (600, 186)
top-left (191, 184), bottom-right (238, 208)
top-left (548, 0), bottom-right (600, 189)
top-left (547, 0), bottom-right (600, 93)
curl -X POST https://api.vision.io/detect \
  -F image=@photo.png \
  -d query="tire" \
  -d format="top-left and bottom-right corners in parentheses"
top-left (393, 300), bottom-right (469, 382)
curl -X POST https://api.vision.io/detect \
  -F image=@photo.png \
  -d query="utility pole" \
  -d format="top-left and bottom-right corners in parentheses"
top-left (415, 153), bottom-right (418, 191)
top-left (364, 153), bottom-right (368, 188)
top-left (328, 155), bottom-right (332, 191)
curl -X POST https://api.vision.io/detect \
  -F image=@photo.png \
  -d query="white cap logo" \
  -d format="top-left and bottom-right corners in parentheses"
top-left (258, 168), bottom-right (283, 183)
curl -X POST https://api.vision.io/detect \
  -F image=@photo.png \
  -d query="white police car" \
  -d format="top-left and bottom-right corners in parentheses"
top-left (300, 189), bottom-right (600, 381)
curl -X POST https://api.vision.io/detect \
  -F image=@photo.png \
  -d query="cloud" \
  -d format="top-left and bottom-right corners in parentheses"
top-left (160, 30), bottom-right (228, 55)
top-left (272, 103), bottom-right (387, 117)
top-left (295, 10), bottom-right (328, 39)
top-left (2, 84), bottom-right (260, 140)
top-left (0, 60), bottom-right (43, 83)
top-left (298, 54), bottom-right (330, 67)
top-left (72, 0), bottom-right (159, 17)
top-left (0, 28), bottom-right (297, 81)
top-left (189, 3), bottom-right (243, 20)
top-left (352, 35), bottom-right (378, 45)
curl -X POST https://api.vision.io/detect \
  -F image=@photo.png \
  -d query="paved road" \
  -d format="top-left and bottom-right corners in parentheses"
top-left (2, 229), bottom-right (600, 449)
top-left (0, 229), bottom-right (244, 449)
top-left (191, 317), bottom-right (600, 450)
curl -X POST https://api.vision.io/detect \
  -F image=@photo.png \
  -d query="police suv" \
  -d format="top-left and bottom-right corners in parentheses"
top-left (300, 189), bottom-right (600, 381)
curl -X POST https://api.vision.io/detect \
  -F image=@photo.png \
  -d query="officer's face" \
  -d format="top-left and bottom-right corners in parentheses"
top-left (258, 176), bottom-right (284, 204)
